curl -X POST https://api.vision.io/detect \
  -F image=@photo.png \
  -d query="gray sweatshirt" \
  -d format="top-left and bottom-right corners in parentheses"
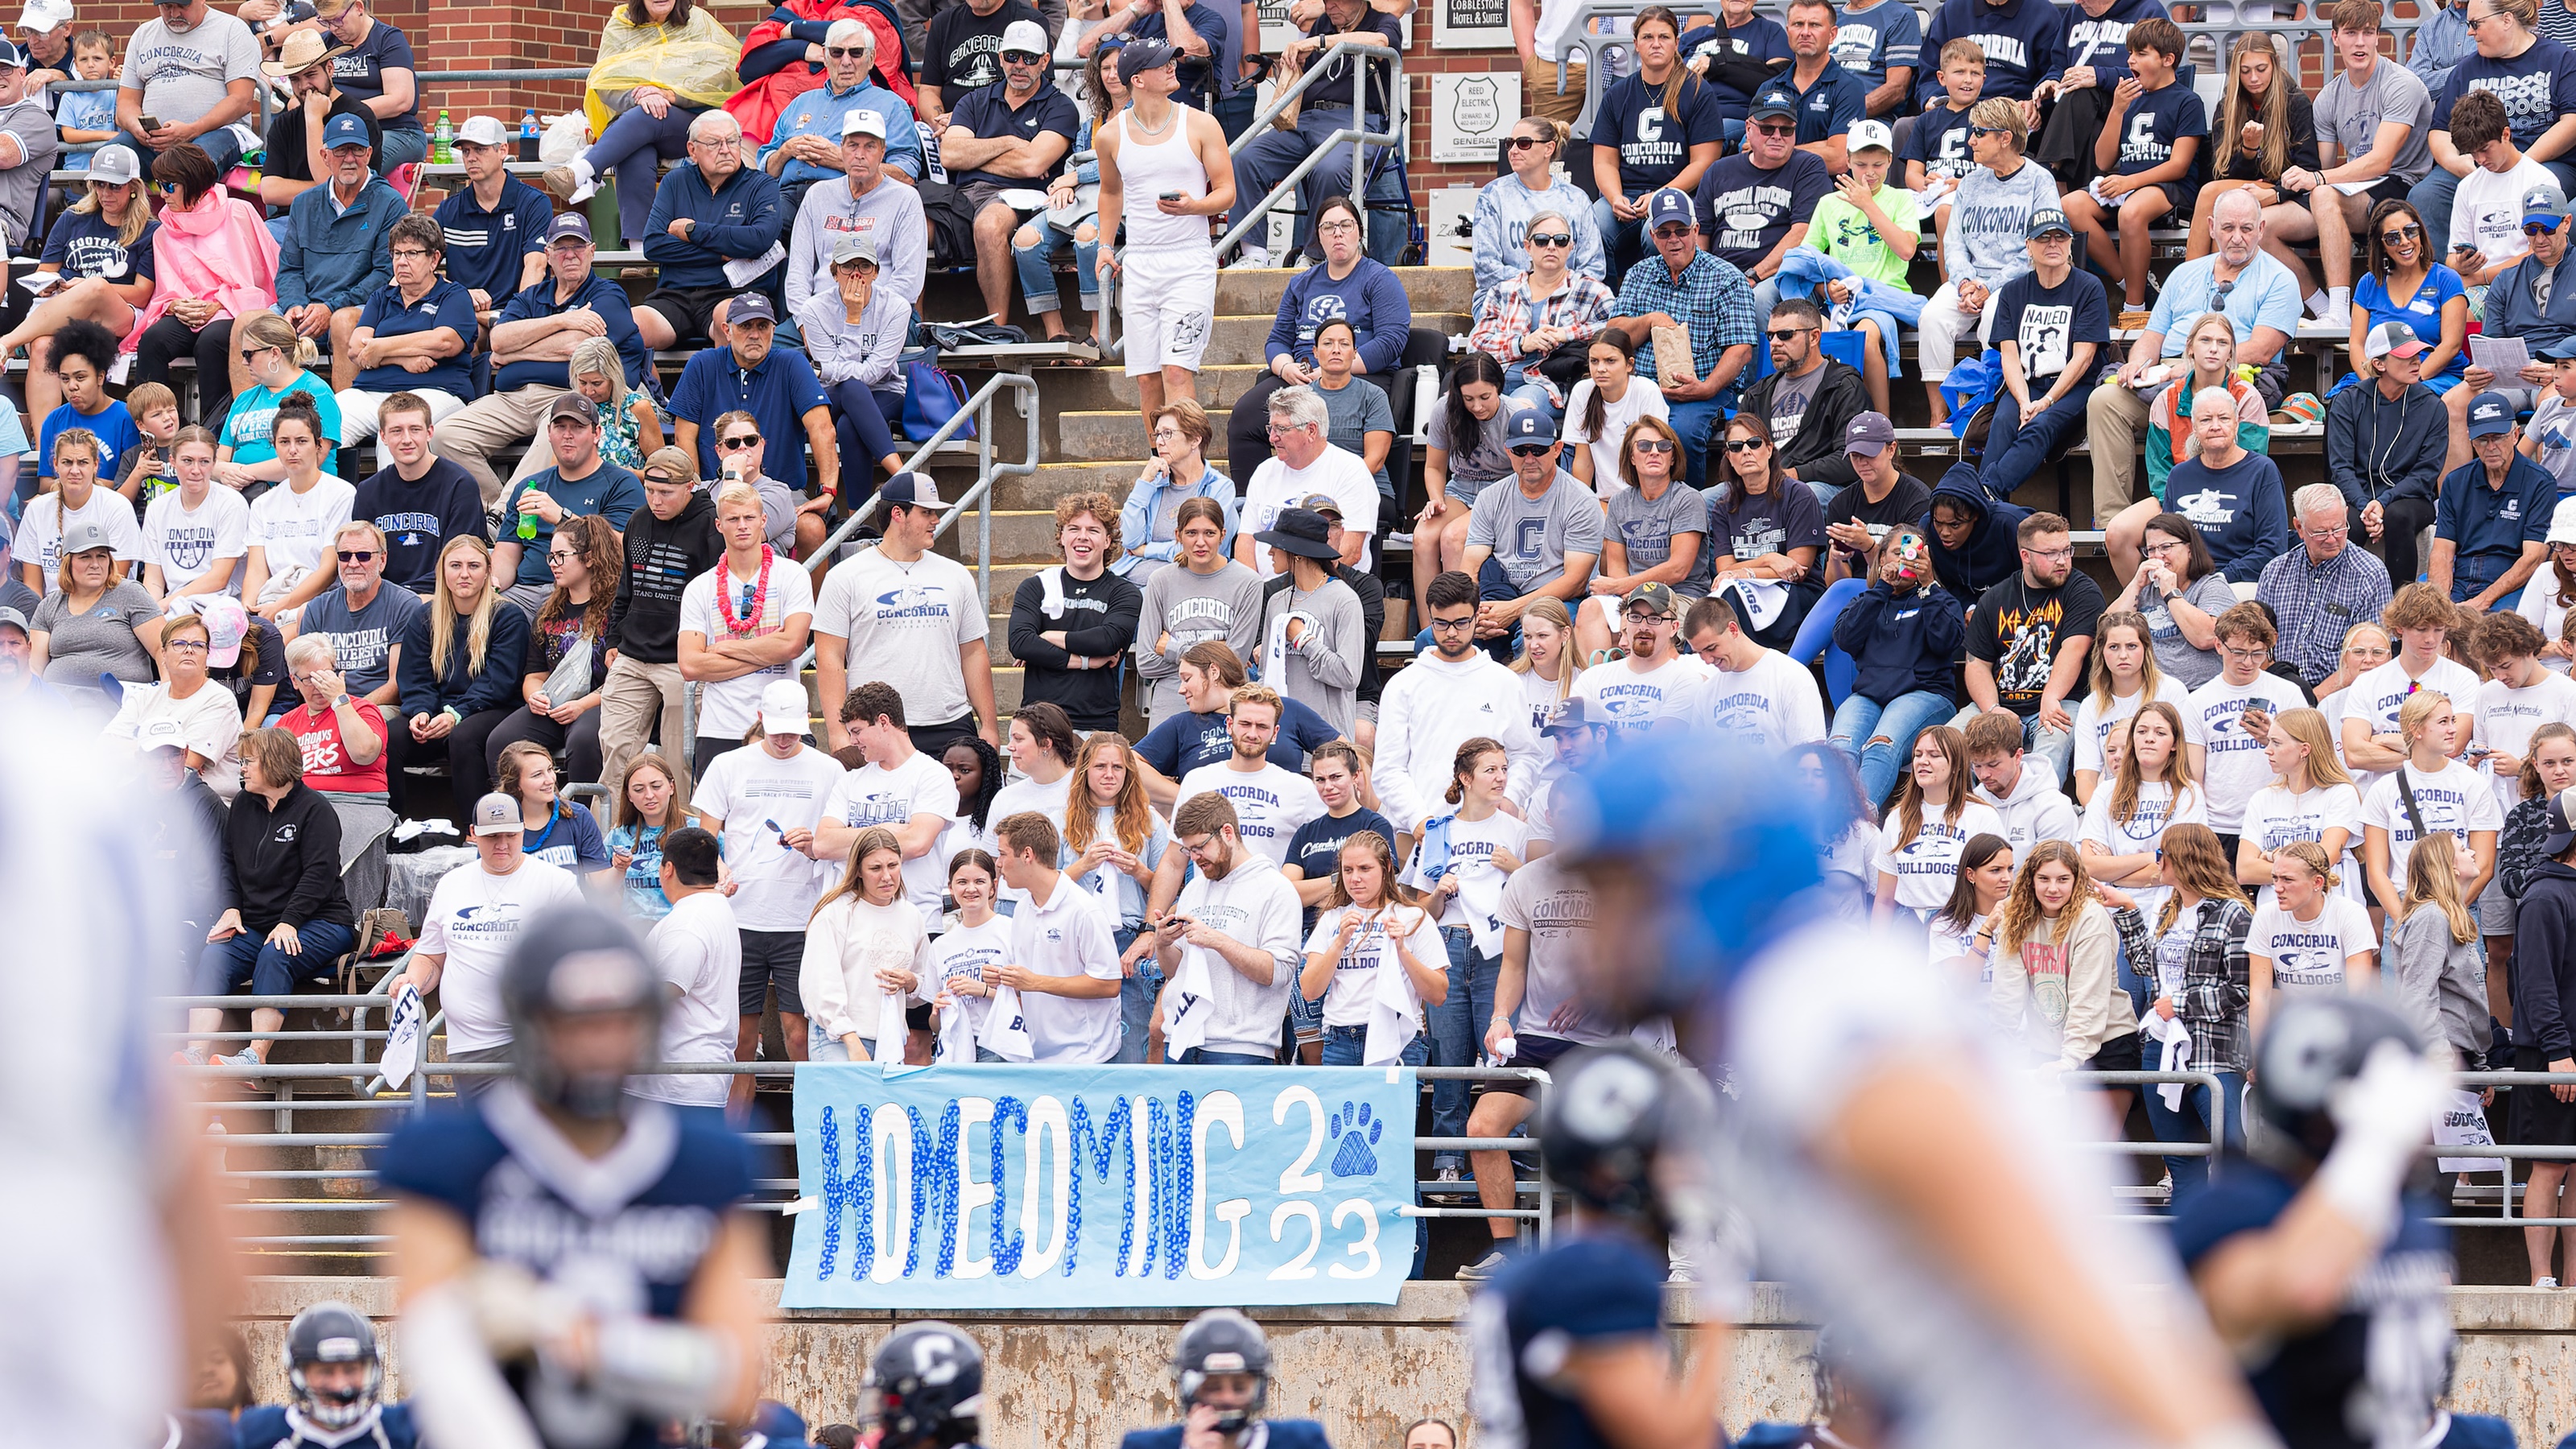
top-left (1941, 157), bottom-right (2061, 291)
top-left (1135, 559), bottom-right (1265, 725)
top-left (1260, 575), bottom-right (1367, 737)
top-left (789, 172), bottom-right (931, 314)
top-left (2389, 905), bottom-right (2487, 1062)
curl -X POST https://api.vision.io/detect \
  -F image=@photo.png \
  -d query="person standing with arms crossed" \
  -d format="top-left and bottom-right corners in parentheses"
top-left (1096, 39), bottom-right (1236, 431)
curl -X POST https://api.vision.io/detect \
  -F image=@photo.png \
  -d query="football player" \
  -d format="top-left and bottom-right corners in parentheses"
top-left (858, 1323), bottom-right (989, 1449)
top-left (233, 1302), bottom-right (418, 1449)
top-left (1120, 1310), bottom-right (1332, 1449)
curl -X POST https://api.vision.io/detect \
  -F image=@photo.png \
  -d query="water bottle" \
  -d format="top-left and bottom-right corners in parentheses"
top-left (519, 108), bottom-right (540, 163)
top-left (434, 109), bottom-right (454, 165)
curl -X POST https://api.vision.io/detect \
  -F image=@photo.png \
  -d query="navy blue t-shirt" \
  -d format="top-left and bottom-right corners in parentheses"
top-left (1137, 698), bottom-right (1341, 780)
top-left (2112, 80), bottom-right (2208, 184)
top-left (1831, 0), bottom-right (1923, 89)
top-left (2435, 453), bottom-right (2557, 599)
top-left (1902, 101), bottom-right (1979, 184)
top-left (2438, 39), bottom-right (2576, 159)
top-left (524, 806), bottom-right (611, 873)
top-left (1993, 266), bottom-right (2112, 390)
top-left (354, 456), bottom-right (489, 592)
top-left (502, 461), bottom-right (645, 585)
top-left (1782, 60), bottom-right (1869, 145)
top-left (1589, 70), bottom-right (1728, 196)
top-left (354, 278), bottom-right (478, 398)
top-left (2173, 1164), bottom-right (2453, 1449)
top-left (39, 208), bottom-right (154, 283)
top-left (493, 270), bottom-right (650, 394)
top-left (432, 176), bottom-right (552, 309)
top-left (1281, 803), bottom-right (1396, 932)
top-left (1467, 1235), bottom-right (1668, 1449)
top-left (945, 81), bottom-right (1080, 190)
top-left (2163, 449), bottom-right (2291, 583)
top-left (332, 19), bottom-right (423, 131)
top-left (1682, 14), bottom-right (1791, 122)
top-left (1694, 151), bottom-right (1835, 272)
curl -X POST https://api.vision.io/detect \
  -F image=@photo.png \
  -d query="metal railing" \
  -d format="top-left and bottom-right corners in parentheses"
top-left (804, 368), bottom-right (1037, 602)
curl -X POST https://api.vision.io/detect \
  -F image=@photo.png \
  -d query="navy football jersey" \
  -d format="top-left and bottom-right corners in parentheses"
top-left (2173, 1164), bottom-right (2453, 1449)
top-left (1465, 1235), bottom-right (1670, 1449)
top-left (233, 1402), bottom-right (420, 1449)
top-left (376, 1087), bottom-right (755, 1449)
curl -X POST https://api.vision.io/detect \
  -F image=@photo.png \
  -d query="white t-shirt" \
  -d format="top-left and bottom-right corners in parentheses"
top-left (1520, 667), bottom-right (1570, 735)
top-left (691, 741), bottom-right (846, 931)
top-left (1303, 903), bottom-right (1444, 1027)
top-left (2238, 781), bottom-right (2367, 909)
top-left (1172, 761), bottom-right (1326, 854)
top-left (17, 485), bottom-right (144, 584)
top-left (2248, 894), bottom-right (2376, 997)
top-left (246, 475), bottom-right (356, 606)
top-left (140, 486), bottom-right (250, 597)
top-left (2345, 655), bottom-right (2485, 791)
top-left (811, 547), bottom-right (989, 728)
top-left (1401, 807), bottom-right (1531, 947)
top-left (2452, 155), bottom-right (2557, 270)
top-left (1571, 652), bottom-right (1711, 739)
top-left (1929, 910), bottom-right (1995, 985)
top-left (2516, 572), bottom-right (2576, 674)
top-left (927, 914), bottom-right (1011, 1042)
top-left (638, 890), bottom-right (741, 1108)
top-left (2187, 671), bottom-right (2312, 831)
top-left (1241, 445), bottom-right (1380, 580)
top-left (2079, 780), bottom-right (2209, 920)
top-left (2070, 676), bottom-right (2202, 782)
top-left (1657, 647), bottom-right (1828, 749)
top-left (819, 749), bottom-right (960, 931)
top-left (1872, 799), bottom-right (2008, 913)
top-left (678, 551), bottom-right (817, 745)
top-left (416, 857), bottom-right (584, 1052)
top-left (104, 679), bottom-right (244, 799)
top-left (1008, 877), bottom-right (1122, 1063)
top-left (1560, 378), bottom-right (1670, 495)
top-left (2360, 758), bottom-right (2504, 894)
top-left (2319, 687), bottom-right (2354, 772)
top-left (2473, 670), bottom-right (2576, 815)
top-left (1496, 854), bottom-right (1620, 1043)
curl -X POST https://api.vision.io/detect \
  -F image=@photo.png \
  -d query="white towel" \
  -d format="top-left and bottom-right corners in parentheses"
top-left (1036, 564), bottom-right (1069, 620)
top-left (935, 995), bottom-right (979, 1065)
top-left (980, 985), bottom-right (1036, 1061)
top-left (381, 981), bottom-right (424, 1089)
top-left (2145, 1010), bottom-right (2194, 1111)
top-left (1261, 606), bottom-right (1293, 690)
top-left (1161, 943), bottom-right (1217, 1058)
top-left (869, 987), bottom-right (911, 1071)
top-left (1718, 578), bottom-right (1790, 630)
top-left (1360, 910), bottom-right (1427, 1066)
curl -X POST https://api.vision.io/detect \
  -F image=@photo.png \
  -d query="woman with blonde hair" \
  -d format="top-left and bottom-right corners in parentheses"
top-left (1872, 724), bottom-right (2006, 924)
top-left (802, 824), bottom-right (927, 1064)
top-left (2388, 832), bottom-right (2485, 1061)
top-left (2081, 701), bottom-right (2209, 920)
top-left (396, 534), bottom-right (531, 820)
top-left (1302, 828), bottom-right (1449, 1065)
top-left (1063, 730), bottom-right (1173, 1006)
top-left (2247, 839), bottom-right (2376, 1042)
top-left (2502, 722), bottom-right (2576, 901)
top-left (1407, 735), bottom-right (1529, 1186)
top-left (1990, 840), bottom-right (2145, 1121)
top-left (495, 737), bottom-right (611, 876)
top-left (2236, 706), bottom-right (2363, 908)
top-left (2136, 822), bottom-right (2255, 1197)
top-left (28, 511), bottom-right (161, 702)
top-left (605, 753), bottom-right (708, 919)
top-left (1471, 115), bottom-right (1606, 314)
top-left (1509, 596), bottom-right (1579, 732)
top-left (2073, 613), bottom-right (2194, 807)
top-left (2360, 688), bottom-right (2500, 919)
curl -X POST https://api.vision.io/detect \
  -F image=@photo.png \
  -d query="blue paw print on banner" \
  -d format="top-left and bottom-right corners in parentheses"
top-left (1327, 1101), bottom-right (1381, 1178)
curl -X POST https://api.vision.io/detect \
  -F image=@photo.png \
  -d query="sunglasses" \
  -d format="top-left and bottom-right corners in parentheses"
top-left (155, 180), bottom-right (182, 194)
top-left (1525, 232), bottom-right (1572, 247)
top-left (1724, 438), bottom-right (1768, 452)
top-left (239, 346), bottom-right (272, 361)
top-left (719, 436), bottom-right (761, 451)
top-left (1509, 444), bottom-right (1554, 457)
top-left (1652, 223), bottom-right (1693, 238)
top-left (336, 549), bottom-right (377, 563)
top-left (1632, 438), bottom-right (1675, 454)
top-left (1507, 134), bottom-right (1550, 150)
top-left (1001, 48), bottom-right (1044, 62)
top-left (825, 43), bottom-right (865, 55)
top-left (1765, 326), bottom-right (1814, 341)
top-left (2380, 222), bottom-right (2422, 244)
top-left (2533, 222), bottom-right (2566, 237)
top-left (1969, 125), bottom-right (2010, 138)
top-left (1750, 121), bottom-right (1795, 136)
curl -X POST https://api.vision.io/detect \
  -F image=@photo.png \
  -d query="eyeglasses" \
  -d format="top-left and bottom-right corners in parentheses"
top-left (1632, 438), bottom-right (1674, 454)
top-left (2024, 544), bottom-right (2075, 561)
top-left (2144, 539), bottom-right (2189, 555)
top-left (547, 551), bottom-right (577, 565)
top-left (165, 638), bottom-right (208, 653)
top-left (1317, 218), bottom-right (1360, 234)
top-left (1265, 423), bottom-right (1315, 438)
top-left (825, 43), bottom-right (865, 55)
top-left (390, 247), bottom-right (431, 260)
top-left (1150, 427), bottom-right (1183, 443)
top-left (1001, 48), bottom-right (1044, 62)
top-left (1506, 135), bottom-right (1549, 150)
top-left (1724, 438), bottom-right (1767, 452)
top-left (335, 549), bottom-right (377, 562)
top-left (2222, 645), bottom-right (2271, 661)
top-left (1427, 615), bottom-right (1477, 633)
top-left (2301, 524), bottom-right (2350, 540)
top-left (719, 435), bottom-right (761, 451)
top-left (1765, 326), bottom-right (1814, 341)
top-left (2380, 223), bottom-right (2422, 245)
top-left (1526, 232), bottom-right (1572, 248)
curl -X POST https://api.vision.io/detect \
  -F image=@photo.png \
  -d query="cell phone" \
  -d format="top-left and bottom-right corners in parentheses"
top-left (140, 116), bottom-right (161, 134)
top-left (1158, 189), bottom-right (1185, 203)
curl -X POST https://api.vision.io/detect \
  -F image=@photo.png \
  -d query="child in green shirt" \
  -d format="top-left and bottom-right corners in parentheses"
top-left (1773, 119), bottom-right (1922, 415)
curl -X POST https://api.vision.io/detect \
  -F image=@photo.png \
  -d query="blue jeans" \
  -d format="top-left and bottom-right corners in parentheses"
top-left (1288, 968), bottom-right (1325, 1047)
top-left (1231, 105), bottom-right (1386, 258)
top-left (1013, 204), bottom-right (1102, 316)
top-left (1113, 926), bottom-right (1158, 1064)
top-left (2143, 1064), bottom-right (2246, 1203)
top-left (584, 104), bottom-right (704, 246)
top-left (1773, 246), bottom-right (1924, 378)
top-left (827, 378), bottom-right (905, 484)
top-left (377, 126), bottom-right (429, 171)
top-left (1321, 1023), bottom-right (1430, 1066)
top-left (1178, 1047), bottom-right (1275, 1065)
top-left (1501, 365), bottom-right (1560, 424)
top-left (1831, 689), bottom-right (1957, 806)
top-left (192, 919), bottom-right (359, 997)
top-left (1669, 395), bottom-right (1727, 490)
top-left (1947, 704), bottom-right (2074, 785)
top-left (1980, 384), bottom-right (2090, 500)
top-left (1425, 926), bottom-right (1501, 1171)
top-left (113, 126), bottom-right (243, 179)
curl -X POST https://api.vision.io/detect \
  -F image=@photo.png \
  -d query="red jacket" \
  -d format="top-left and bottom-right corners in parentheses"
top-left (725, 0), bottom-right (918, 144)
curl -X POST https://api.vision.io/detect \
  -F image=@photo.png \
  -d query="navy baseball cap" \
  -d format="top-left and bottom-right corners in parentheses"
top-left (1645, 188), bottom-right (1694, 230)
top-left (1117, 36), bottom-right (1176, 82)
top-left (322, 113), bottom-right (370, 151)
top-left (1504, 407), bottom-right (1554, 452)
top-left (729, 292), bottom-right (777, 326)
top-left (882, 472), bottom-right (955, 511)
top-left (2026, 207), bottom-right (2072, 239)
top-left (545, 212), bottom-right (592, 245)
top-left (1749, 87), bottom-right (1798, 121)
top-left (2468, 390), bottom-right (2517, 438)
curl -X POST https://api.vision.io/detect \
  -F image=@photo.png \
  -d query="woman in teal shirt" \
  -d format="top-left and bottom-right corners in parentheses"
top-left (604, 753), bottom-right (715, 919)
top-left (216, 311), bottom-right (340, 488)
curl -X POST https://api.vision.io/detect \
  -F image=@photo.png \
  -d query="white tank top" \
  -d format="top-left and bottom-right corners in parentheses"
top-left (1116, 102), bottom-right (1211, 251)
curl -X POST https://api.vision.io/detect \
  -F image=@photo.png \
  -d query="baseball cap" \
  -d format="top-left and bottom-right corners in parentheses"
top-left (1848, 118), bottom-right (1894, 154)
top-left (1843, 411), bottom-right (1897, 457)
top-left (758, 678), bottom-right (810, 736)
top-left (2552, 496), bottom-right (2576, 547)
top-left (1117, 36), bottom-right (1177, 82)
top-left (1748, 87), bottom-right (1798, 121)
top-left (544, 212), bottom-right (592, 246)
top-left (2548, 786), bottom-right (2576, 856)
top-left (0, 606), bottom-right (27, 635)
top-left (0, 35), bottom-right (29, 66)
top-left (547, 392), bottom-right (599, 426)
top-left (2026, 207), bottom-right (2073, 240)
top-left (2528, 183), bottom-right (2571, 229)
top-left (321, 113), bottom-right (370, 151)
top-left (1623, 580), bottom-right (1678, 617)
top-left (455, 114), bottom-right (507, 148)
top-left (2365, 319), bottom-right (2428, 361)
top-left (830, 231), bottom-right (881, 268)
top-left (842, 106), bottom-right (887, 139)
top-left (85, 144), bottom-right (137, 186)
top-left (135, 716), bottom-right (189, 753)
top-left (60, 518), bottom-right (113, 555)
top-left (1503, 407), bottom-right (1554, 452)
top-left (641, 446), bottom-right (696, 488)
top-left (1000, 18), bottom-right (1049, 54)
top-left (2468, 390), bottom-right (2517, 438)
top-left (1645, 187), bottom-right (1694, 230)
top-left (18, 0), bottom-right (72, 31)
top-left (195, 595), bottom-right (248, 668)
top-left (2544, 338), bottom-right (2576, 361)
top-left (1544, 697), bottom-right (1600, 736)
top-left (473, 792), bottom-right (522, 836)
top-left (882, 472), bottom-right (953, 511)
top-left (824, 16), bottom-right (869, 46)
top-left (729, 292), bottom-right (777, 326)
top-left (1298, 491), bottom-right (1344, 519)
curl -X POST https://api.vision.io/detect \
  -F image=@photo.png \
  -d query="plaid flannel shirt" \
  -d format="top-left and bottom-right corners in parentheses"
top-left (2112, 898), bottom-right (2253, 1075)
top-left (1468, 272), bottom-right (1617, 364)
top-left (2257, 543), bottom-right (2393, 687)
top-left (1612, 250), bottom-right (1758, 385)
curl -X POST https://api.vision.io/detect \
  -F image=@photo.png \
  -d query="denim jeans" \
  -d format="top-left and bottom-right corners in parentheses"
top-left (1668, 395), bottom-right (1728, 490)
top-left (584, 103), bottom-right (704, 246)
top-left (1113, 926), bottom-right (1158, 1064)
top-left (192, 918), bottom-right (360, 997)
top-left (1178, 1047), bottom-right (1276, 1065)
top-left (1831, 689), bottom-right (1957, 806)
top-left (1012, 196), bottom-right (1102, 315)
top-left (1947, 704), bottom-right (2074, 784)
top-left (1773, 246), bottom-right (1924, 378)
top-left (1979, 384), bottom-right (2091, 501)
top-left (1288, 969), bottom-right (1325, 1048)
top-left (1231, 105), bottom-right (1387, 259)
top-left (1320, 1023), bottom-right (1430, 1066)
top-left (1501, 366), bottom-right (1561, 424)
top-left (1426, 926), bottom-right (1502, 1170)
top-left (2143, 1064), bottom-right (2246, 1203)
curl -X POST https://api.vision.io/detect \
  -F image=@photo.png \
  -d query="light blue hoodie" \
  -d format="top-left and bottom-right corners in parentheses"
top-left (1469, 172), bottom-right (1608, 311)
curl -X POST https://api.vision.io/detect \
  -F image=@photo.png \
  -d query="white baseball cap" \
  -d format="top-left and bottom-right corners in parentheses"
top-left (472, 792), bottom-right (521, 836)
top-left (135, 715), bottom-right (189, 753)
top-left (759, 679), bottom-right (810, 737)
top-left (18, 0), bottom-right (71, 31)
top-left (2550, 495), bottom-right (2576, 547)
top-left (1000, 19), bottom-right (1049, 54)
top-left (455, 114), bottom-right (507, 148)
top-left (1848, 118), bottom-right (1895, 155)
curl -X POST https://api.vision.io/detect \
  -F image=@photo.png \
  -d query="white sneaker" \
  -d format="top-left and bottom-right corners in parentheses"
top-left (1455, 1248), bottom-right (1513, 1282)
top-left (1226, 245), bottom-right (1272, 270)
top-left (1430, 1164), bottom-right (1466, 1199)
top-left (2315, 303), bottom-right (2352, 333)
top-left (2540, 1276), bottom-right (2561, 1289)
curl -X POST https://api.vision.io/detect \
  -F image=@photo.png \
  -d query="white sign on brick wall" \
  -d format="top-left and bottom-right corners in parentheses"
top-left (1429, 71), bottom-right (1517, 163)
top-left (1428, 185), bottom-right (1476, 267)
top-left (1431, 0), bottom-right (1512, 47)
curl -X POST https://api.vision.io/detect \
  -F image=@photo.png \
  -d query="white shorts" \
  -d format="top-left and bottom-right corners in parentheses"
top-left (1121, 246), bottom-right (1219, 378)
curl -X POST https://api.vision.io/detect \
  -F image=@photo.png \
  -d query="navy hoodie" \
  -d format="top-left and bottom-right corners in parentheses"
top-left (2060, 0), bottom-right (2169, 85)
top-left (2515, 858), bottom-right (2576, 1058)
top-left (1917, 0), bottom-right (2067, 105)
top-left (1924, 464), bottom-right (2029, 599)
top-left (1835, 576), bottom-right (1967, 704)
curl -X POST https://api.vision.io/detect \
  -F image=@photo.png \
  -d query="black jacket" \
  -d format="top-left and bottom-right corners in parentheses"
top-left (609, 492), bottom-right (724, 663)
top-left (1009, 567), bottom-right (1143, 731)
top-left (397, 601), bottom-right (531, 720)
top-left (2517, 860), bottom-right (2576, 1058)
top-left (1735, 357), bottom-right (1872, 491)
top-left (2324, 376), bottom-right (2446, 510)
top-left (222, 781), bottom-right (352, 934)
top-left (1266, 561), bottom-right (1385, 704)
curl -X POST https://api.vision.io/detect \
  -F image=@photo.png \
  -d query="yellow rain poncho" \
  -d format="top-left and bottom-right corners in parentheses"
top-left (582, 6), bottom-right (741, 138)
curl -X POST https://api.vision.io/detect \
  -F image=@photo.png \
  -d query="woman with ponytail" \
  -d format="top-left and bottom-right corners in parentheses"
top-left (2388, 832), bottom-right (2488, 1071)
top-left (2246, 839), bottom-right (2376, 1042)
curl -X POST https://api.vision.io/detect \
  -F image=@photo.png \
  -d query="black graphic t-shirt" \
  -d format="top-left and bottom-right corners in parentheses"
top-left (1967, 572), bottom-right (2107, 715)
top-left (1993, 266), bottom-right (2112, 391)
top-left (2112, 80), bottom-right (2208, 180)
top-left (1692, 151), bottom-right (1834, 273)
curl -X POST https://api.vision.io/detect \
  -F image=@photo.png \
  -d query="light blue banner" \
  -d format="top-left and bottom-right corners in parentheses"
top-left (782, 1064), bottom-right (1421, 1309)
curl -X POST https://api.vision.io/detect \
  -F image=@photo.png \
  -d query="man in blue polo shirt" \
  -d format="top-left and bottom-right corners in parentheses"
top-left (431, 114), bottom-right (551, 320)
top-left (439, 213), bottom-right (650, 504)
top-left (2434, 390), bottom-right (2555, 611)
top-left (638, 109), bottom-right (786, 354)
top-left (336, 211), bottom-right (477, 445)
top-left (669, 293), bottom-right (839, 555)
top-left (942, 19), bottom-right (1079, 330)
top-left (493, 392), bottom-right (645, 615)
top-left (758, 18), bottom-right (923, 217)
top-left (275, 111), bottom-right (406, 393)
top-left (1780, 0), bottom-right (1868, 171)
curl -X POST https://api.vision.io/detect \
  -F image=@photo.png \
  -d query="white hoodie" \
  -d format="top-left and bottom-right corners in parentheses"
top-left (1161, 849), bottom-right (1307, 1059)
top-left (799, 894), bottom-right (929, 1056)
top-left (1975, 756), bottom-right (2083, 856)
top-left (1372, 650), bottom-right (1547, 833)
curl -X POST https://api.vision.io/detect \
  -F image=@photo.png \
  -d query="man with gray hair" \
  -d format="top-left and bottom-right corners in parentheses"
top-left (2258, 481), bottom-right (2395, 688)
top-left (1237, 385), bottom-right (1379, 581)
top-left (941, 19), bottom-right (1079, 328)
top-left (758, 18), bottom-right (923, 215)
top-left (789, 108), bottom-right (930, 314)
top-left (634, 109), bottom-right (786, 353)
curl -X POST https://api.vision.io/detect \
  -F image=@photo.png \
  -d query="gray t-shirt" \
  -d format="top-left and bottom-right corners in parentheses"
top-left (296, 583), bottom-right (427, 698)
top-left (121, 10), bottom-right (262, 133)
top-left (1426, 404), bottom-right (1517, 506)
top-left (1606, 480), bottom-right (1715, 597)
top-left (2140, 569), bottom-right (2239, 690)
top-left (1467, 470), bottom-right (1606, 594)
top-left (31, 579), bottom-right (160, 693)
top-left (1135, 559), bottom-right (1265, 724)
top-left (1316, 376), bottom-right (1396, 498)
top-left (2314, 59), bottom-right (2435, 188)
top-left (0, 96), bottom-right (60, 255)
top-left (1765, 365), bottom-right (1826, 453)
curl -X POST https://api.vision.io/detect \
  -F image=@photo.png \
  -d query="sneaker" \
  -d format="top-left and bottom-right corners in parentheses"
top-left (1455, 1248), bottom-right (1513, 1282)
top-left (539, 161), bottom-right (596, 204)
top-left (2541, 1277), bottom-right (2562, 1290)
top-left (1429, 1165), bottom-right (1468, 1199)
top-left (2315, 303), bottom-right (2352, 333)
top-left (1226, 245), bottom-right (1272, 270)
top-left (216, 1051), bottom-right (269, 1090)
top-left (169, 1046), bottom-right (208, 1067)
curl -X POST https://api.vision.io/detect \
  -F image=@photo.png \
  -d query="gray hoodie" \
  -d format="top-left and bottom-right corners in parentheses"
top-left (1941, 157), bottom-right (2061, 291)
top-left (1975, 756), bottom-right (2083, 856)
top-left (1260, 575), bottom-right (1368, 737)
top-left (1168, 848), bottom-right (1306, 1058)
